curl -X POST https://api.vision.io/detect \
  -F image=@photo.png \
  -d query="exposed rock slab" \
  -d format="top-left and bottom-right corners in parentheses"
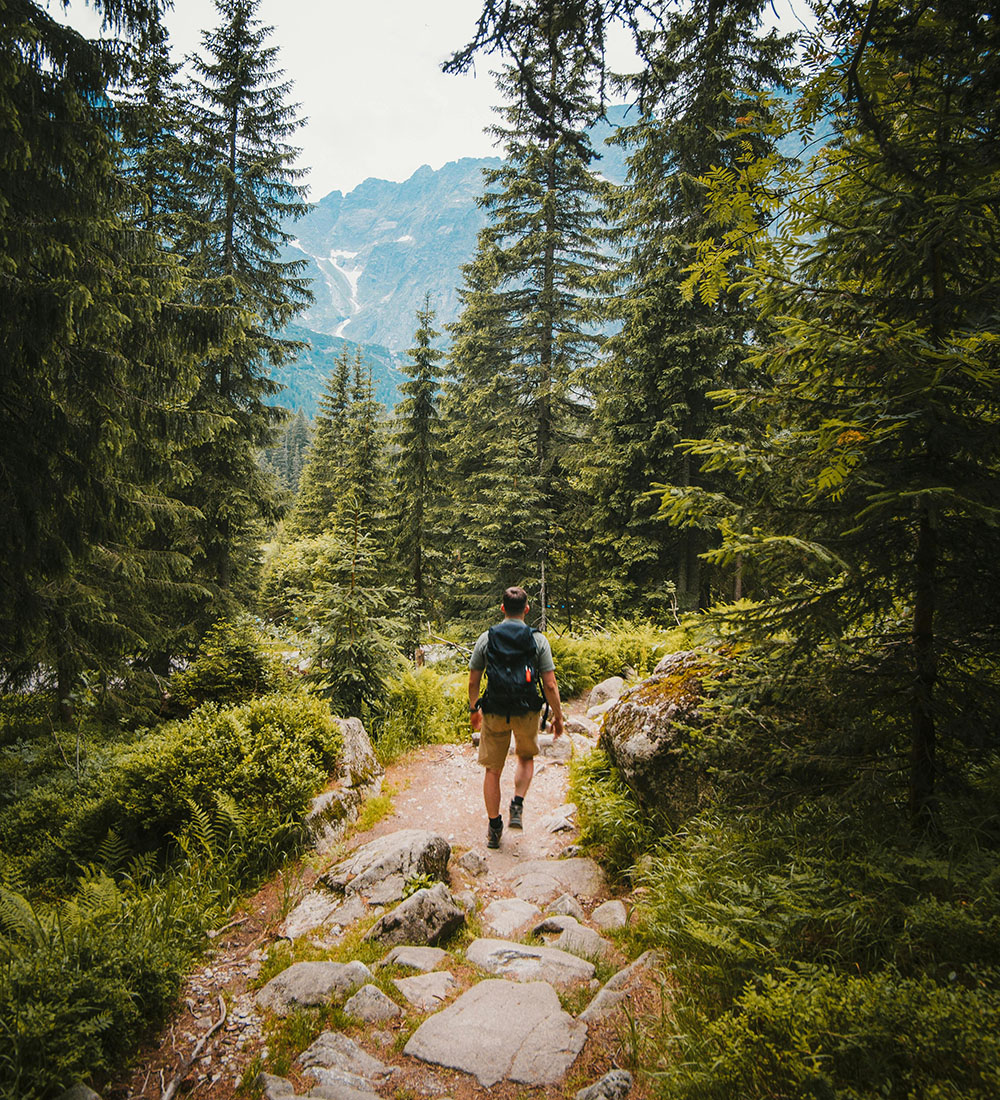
top-left (482, 897), bottom-right (541, 937)
top-left (403, 979), bottom-right (587, 1087)
top-left (321, 829), bottom-right (451, 904)
top-left (576, 1068), bottom-right (634, 1100)
top-left (299, 1031), bottom-right (396, 1092)
top-left (549, 892), bottom-right (586, 921)
top-left (282, 891), bottom-right (368, 940)
top-left (592, 899), bottom-right (627, 931)
top-left (378, 945), bottom-right (448, 972)
top-left (535, 916), bottom-right (614, 960)
top-left (580, 950), bottom-right (659, 1023)
top-left (466, 937), bottom-right (595, 987)
top-left (363, 883), bottom-right (464, 947)
top-left (393, 970), bottom-right (456, 1010)
top-left (305, 718), bottom-right (383, 852)
top-left (588, 676), bottom-right (625, 709)
top-left (256, 961), bottom-right (372, 1016)
top-left (538, 732), bottom-right (572, 762)
top-left (343, 984), bottom-right (402, 1022)
top-left (566, 714), bottom-right (600, 739)
top-left (506, 857), bottom-right (606, 904)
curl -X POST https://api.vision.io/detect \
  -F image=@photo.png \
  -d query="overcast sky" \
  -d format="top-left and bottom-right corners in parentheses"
top-left (62, 0), bottom-right (809, 201)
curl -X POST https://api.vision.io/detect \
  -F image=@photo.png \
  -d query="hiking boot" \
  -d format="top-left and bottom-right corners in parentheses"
top-left (508, 799), bottom-right (523, 830)
top-left (487, 818), bottom-right (503, 849)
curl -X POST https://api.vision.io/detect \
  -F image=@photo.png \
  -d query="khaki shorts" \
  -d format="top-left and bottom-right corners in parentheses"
top-left (478, 710), bottom-right (541, 771)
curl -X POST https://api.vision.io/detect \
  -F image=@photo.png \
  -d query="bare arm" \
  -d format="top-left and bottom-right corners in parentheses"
top-left (468, 669), bottom-right (483, 730)
top-left (541, 670), bottom-right (564, 737)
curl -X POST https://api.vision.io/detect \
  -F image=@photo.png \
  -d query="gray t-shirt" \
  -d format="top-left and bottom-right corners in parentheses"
top-left (469, 624), bottom-right (556, 674)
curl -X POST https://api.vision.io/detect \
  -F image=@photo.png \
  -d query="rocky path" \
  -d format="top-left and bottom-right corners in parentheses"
top-left (109, 690), bottom-right (659, 1100)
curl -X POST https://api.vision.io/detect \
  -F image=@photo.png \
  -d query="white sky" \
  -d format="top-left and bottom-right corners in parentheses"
top-left (61, 0), bottom-right (810, 201)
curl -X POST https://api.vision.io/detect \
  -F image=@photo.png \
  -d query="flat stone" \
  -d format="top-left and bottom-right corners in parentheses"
top-left (404, 979), bottom-right (587, 1087)
top-left (576, 1068), bottom-right (634, 1100)
top-left (393, 970), bottom-right (456, 1010)
top-left (482, 897), bottom-right (541, 937)
top-left (506, 857), bottom-right (606, 904)
top-left (379, 945), bottom-right (448, 972)
top-left (555, 922), bottom-right (614, 961)
top-left (283, 891), bottom-right (368, 939)
top-left (258, 1074), bottom-right (295, 1100)
top-left (591, 899), bottom-right (627, 931)
top-left (321, 829), bottom-right (451, 902)
top-left (256, 961), bottom-right (373, 1016)
top-left (549, 893), bottom-right (586, 921)
top-left (566, 715), bottom-right (599, 739)
top-left (300, 1031), bottom-right (396, 1087)
top-left (364, 883), bottom-right (465, 947)
top-left (343, 984), bottom-right (403, 1022)
top-left (466, 938), bottom-right (595, 987)
top-left (58, 1088), bottom-right (102, 1100)
top-left (539, 803), bottom-right (576, 832)
top-left (586, 697), bottom-right (619, 719)
top-left (538, 732), bottom-right (572, 762)
top-left (456, 848), bottom-right (488, 876)
top-left (588, 676), bottom-right (625, 709)
top-left (305, 1082), bottom-right (381, 1100)
top-left (580, 950), bottom-right (659, 1023)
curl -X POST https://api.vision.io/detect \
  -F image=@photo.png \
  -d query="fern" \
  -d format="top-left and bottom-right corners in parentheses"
top-left (95, 827), bottom-right (129, 874)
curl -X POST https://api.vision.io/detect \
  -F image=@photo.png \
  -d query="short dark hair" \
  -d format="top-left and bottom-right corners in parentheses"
top-left (502, 586), bottom-right (528, 615)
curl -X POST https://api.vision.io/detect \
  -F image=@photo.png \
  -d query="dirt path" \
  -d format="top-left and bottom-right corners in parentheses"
top-left (112, 698), bottom-right (656, 1100)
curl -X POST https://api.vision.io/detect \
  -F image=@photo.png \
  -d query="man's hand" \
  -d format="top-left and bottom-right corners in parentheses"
top-left (549, 712), bottom-right (564, 738)
top-left (470, 708), bottom-right (482, 731)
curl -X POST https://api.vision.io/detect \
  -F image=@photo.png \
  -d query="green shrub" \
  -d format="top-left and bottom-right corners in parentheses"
top-left (1, 690), bottom-right (342, 893)
top-left (0, 864), bottom-right (230, 1099)
top-left (170, 616), bottom-right (291, 712)
top-left (659, 970), bottom-right (1000, 1100)
top-left (568, 748), bottom-right (656, 881)
top-left (549, 622), bottom-right (692, 698)
top-left (373, 667), bottom-right (468, 765)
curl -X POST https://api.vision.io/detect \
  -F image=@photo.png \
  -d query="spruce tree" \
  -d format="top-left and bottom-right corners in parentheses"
top-left (443, 15), bottom-right (607, 626)
top-left (388, 296), bottom-right (447, 642)
top-left (677, 0), bottom-right (1000, 825)
top-left (179, 0), bottom-right (312, 607)
top-left (0, 2), bottom-right (204, 701)
top-left (583, 0), bottom-right (794, 614)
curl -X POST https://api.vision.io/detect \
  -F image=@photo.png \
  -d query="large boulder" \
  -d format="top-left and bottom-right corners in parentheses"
top-left (588, 676), bottom-right (625, 710)
top-left (256, 960), bottom-right (372, 1016)
top-left (363, 883), bottom-right (465, 947)
top-left (600, 649), bottom-right (716, 828)
top-left (320, 828), bottom-right (451, 903)
top-left (305, 717), bottom-right (384, 851)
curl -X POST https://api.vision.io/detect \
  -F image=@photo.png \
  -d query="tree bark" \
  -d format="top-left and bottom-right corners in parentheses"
top-left (910, 505), bottom-right (938, 829)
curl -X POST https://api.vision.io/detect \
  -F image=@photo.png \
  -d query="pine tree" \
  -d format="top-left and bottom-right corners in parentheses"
top-left (290, 351), bottom-right (353, 536)
top-left (582, 0), bottom-right (795, 614)
top-left (388, 295), bottom-right (447, 642)
top-left (0, 2), bottom-right (205, 702)
top-left (678, 0), bottom-right (1000, 825)
top-left (179, 0), bottom-right (312, 607)
top-left (443, 14), bottom-right (607, 625)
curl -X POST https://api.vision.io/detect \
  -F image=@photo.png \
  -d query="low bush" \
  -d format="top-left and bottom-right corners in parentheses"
top-left (169, 616), bottom-right (292, 712)
top-left (372, 666), bottom-right (468, 765)
top-left (1, 690), bottom-right (342, 894)
top-left (568, 748), bottom-right (656, 881)
top-left (549, 622), bottom-right (693, 698)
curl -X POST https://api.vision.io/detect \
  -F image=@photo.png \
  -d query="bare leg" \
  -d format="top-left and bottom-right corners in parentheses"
top-left (513, 755), bottom-right (534, 798)
top-left (483, 768), bottom-right (502, 818)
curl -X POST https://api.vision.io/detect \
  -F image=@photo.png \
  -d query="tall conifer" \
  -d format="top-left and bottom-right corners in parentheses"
top-left (179, 0), bottom-right (311, 607)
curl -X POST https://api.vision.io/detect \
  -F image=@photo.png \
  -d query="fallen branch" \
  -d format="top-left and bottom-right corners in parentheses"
top-left (161, 994), bottom-right (227, 1100)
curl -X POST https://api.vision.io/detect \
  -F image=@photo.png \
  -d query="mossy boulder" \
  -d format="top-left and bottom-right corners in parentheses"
top-left (599, 649), bottom-right (717, 828)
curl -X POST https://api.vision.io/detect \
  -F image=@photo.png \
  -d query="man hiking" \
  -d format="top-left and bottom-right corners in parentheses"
top-left (468, 586), bottom-right (565, 849)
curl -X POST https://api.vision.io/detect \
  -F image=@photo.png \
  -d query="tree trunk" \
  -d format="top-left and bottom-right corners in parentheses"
top-left (910, 505), bottom-right (938, 829)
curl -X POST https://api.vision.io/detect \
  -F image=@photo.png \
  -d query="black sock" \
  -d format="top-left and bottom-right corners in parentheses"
top-left (512, 796), bottom-right (524, 807)
top-left (489, 814), bottom-right (503, 828)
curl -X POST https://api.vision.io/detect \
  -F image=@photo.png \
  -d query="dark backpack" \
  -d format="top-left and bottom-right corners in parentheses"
top-left (478, 619), bottom-right (544, 718)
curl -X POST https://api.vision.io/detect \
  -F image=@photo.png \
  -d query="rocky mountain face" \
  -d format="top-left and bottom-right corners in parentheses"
top-left (274, 106), bottom-right (631, 415)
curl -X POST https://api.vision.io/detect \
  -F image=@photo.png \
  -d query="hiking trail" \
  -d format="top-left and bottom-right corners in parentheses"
top-left (113, 693), bottom-right (662, 1100)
